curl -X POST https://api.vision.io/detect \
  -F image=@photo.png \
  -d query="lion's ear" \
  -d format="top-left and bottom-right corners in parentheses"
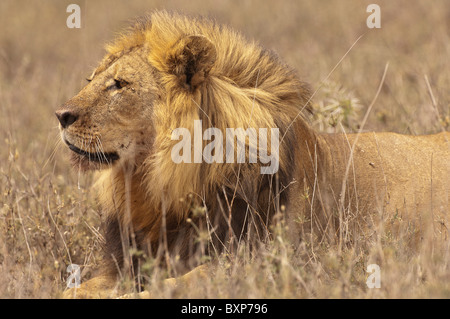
top-left (167, 35), bottom-right (216, 91)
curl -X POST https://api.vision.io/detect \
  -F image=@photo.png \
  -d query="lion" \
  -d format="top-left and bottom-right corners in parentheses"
top-left (56, 11), bottom-right (449, 298)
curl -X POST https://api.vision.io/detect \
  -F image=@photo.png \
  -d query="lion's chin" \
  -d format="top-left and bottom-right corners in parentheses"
top-left (66, 141), bottom-right (120, 171)
top-left (69, 152), bottom-right (107, 171)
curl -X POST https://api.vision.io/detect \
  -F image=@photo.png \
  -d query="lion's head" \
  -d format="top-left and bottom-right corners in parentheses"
top-left (56, 11), bottom-right (313, 248)
top-left (56, 39), bottom-right (160, 170)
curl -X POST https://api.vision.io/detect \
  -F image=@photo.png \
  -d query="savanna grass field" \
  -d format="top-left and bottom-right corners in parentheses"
top-left (0, 0), bottom-right (449, 299)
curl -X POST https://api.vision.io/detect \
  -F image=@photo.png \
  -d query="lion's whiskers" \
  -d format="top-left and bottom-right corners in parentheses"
top-left (88, 135), bottom-right (93, 164)
top-left (94, 139), bottom-right (103, 166)
top-left (42, 134), bottom-right (63, 171)
top-left (96, 135), bottom-right (111, 166)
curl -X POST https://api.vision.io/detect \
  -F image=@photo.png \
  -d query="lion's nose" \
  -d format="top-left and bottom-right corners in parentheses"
top-left (55, 109), bottom-right (78, 129)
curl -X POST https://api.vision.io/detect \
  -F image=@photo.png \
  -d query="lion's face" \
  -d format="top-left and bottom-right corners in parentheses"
top-left (56, 48), bottom-right (160, 170)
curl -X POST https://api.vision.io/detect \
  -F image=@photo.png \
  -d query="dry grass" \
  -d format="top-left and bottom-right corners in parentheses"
top-left (0, 0), bottom-right (449, 298)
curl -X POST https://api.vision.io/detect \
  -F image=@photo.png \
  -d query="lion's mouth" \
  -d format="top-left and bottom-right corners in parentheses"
top-left (65, 140), bottom-right (120, 164)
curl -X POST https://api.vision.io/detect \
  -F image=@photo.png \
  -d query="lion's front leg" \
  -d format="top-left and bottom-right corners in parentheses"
top-left (62, 275), bottom-right (119, 299)
top-left (119, 264), bottom-right (211, 299)
top-left (164, 263), bottom-right (210, 289)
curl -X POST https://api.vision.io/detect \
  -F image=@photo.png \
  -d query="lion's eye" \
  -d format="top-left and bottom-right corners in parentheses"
top-left (114, 78), bottom-right (129, 89)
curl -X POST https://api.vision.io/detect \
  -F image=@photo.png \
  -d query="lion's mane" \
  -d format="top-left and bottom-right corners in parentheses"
top-left (94, 11), bottom-right (313, 271)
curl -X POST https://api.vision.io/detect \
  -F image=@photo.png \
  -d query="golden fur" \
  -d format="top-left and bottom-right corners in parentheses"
top-left (57, 11), bottom-right (449, 298)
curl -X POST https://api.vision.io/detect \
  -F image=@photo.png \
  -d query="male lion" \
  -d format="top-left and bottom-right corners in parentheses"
top-left (57, 11), bottom-right (449, 298)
